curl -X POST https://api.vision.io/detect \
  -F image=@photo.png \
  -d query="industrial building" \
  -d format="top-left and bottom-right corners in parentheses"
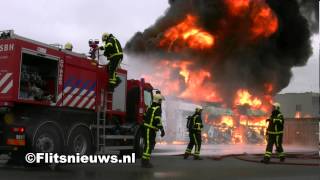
top-left (274, 92), bottom-right (320, 118)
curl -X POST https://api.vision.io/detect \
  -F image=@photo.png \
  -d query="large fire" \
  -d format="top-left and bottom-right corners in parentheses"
top-left (141, 0), bottom-right (280, 144)
top-left (159, 15), bottom-right (215, 51)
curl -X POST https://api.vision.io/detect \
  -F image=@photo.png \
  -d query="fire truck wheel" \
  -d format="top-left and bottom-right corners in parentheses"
top-left (33, 125), bottom-right (63, 154)
top-left (134, 129), bottom-right (144, 158)
top-left (68, 127), bottom-right (92, 155)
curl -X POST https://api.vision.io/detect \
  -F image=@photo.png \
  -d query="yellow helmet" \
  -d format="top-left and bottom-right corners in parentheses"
top-left (102, 32), bottom-right (110, 41)
top-left (153, 94), bottom-right (164, 104)
top-left (273, 102), bottom-right (280, 110)
top-left (64, 42), bottom-right (73, 51)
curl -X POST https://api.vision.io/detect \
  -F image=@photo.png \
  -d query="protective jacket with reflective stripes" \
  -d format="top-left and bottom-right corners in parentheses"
top-left (143, 103), bottom-right (163, 131)
top-left (103, 34), bottom-right (123, 59)
top-left (188, 113), bottom-right (203, 132)
top-left (266, 110), bottom-right (284, 134)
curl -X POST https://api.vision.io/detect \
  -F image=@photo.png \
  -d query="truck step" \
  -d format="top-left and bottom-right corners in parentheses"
top-left (90, 125), bottom-right (114, 129)
top-left (101, 146), bottom-right (134, 150)
top-left (101, 135), bottom-right (135, 140)
top-left (96, 150), bottom-right (120, 155)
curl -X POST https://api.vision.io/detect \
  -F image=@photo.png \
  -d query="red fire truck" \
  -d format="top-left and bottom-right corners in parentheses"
top-left (0, 30), bottom-right (154, 162)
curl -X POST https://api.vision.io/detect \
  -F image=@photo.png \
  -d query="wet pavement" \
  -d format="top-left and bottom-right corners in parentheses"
top-left (153, 144), bottom-right (318, 156)
top-left (0, 144), bottom-right (319, 180)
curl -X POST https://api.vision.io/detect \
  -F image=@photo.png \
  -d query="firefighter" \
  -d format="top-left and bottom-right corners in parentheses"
top-left (141, 94), bottom-right (165, 168)
top-left (64, 42), bottom-right (73, 51)
top-left (100, 33), bottom-right (123, 89)
top-left (261, 102), bottom-right (285, 164)
top-left (184, 107), bottom-right (203, 160)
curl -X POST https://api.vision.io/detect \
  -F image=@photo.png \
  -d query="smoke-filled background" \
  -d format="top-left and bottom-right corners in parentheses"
top-left (125, 0), bottom-right (318, 106)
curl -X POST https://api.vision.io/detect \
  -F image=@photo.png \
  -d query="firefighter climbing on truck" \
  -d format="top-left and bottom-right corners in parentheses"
top-left (184, 107), bottom-right (203, 160)
top-left (261, 102), bottom-right (285, 164)
top-left (100, 33), bottom-right (123, 90)
top-left (141, 93), bottom-right (165, 168)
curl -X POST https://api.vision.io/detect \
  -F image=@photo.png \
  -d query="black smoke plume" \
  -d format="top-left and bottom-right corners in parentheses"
top-left (125, 0), bottom-right (313, 105)
top-left (298, 0), bottom-right (319, 33)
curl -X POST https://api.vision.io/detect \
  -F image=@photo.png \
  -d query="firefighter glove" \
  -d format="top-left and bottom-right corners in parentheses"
top-left (160, 129), bottom-right (165, 137)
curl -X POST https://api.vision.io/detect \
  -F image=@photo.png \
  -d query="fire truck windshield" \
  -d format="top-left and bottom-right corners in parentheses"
top-left (144, 90), bottom-right (152, 107)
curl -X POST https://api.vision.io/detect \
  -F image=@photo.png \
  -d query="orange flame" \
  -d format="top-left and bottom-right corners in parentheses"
top-left (226, 0), bottom-right (250, 15)
top-left (264, 83), bottom-right (273, 93)
top-left (240, 116), bottom-right (267, 127)
top-left (234, 89), bottom-right (262, 109)
top-left (142, 60), bottom-right (222, 102)
top-left (251, 5), bottom-right (278, 38)
top-left (160, 15), bottom-right (215, 50)
top-left (225, 0), bottom-right (278, 38)
top-left (295, 111), bottom-right (301, 118)
top-left (220, 116), bottom-right (234, 127)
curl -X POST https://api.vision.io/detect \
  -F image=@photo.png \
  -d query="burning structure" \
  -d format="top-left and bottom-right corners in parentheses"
top-left (125, 0), bottom-right (317, 144)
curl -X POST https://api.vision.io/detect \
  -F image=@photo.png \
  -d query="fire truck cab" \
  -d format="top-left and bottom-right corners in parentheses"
top-left (0, 30), bottom-right (154, 162)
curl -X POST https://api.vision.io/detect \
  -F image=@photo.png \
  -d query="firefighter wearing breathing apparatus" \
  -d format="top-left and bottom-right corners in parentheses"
top-left (184, 107), bottom-right (203, 160)
top-left (100, 33), bottom-right (123, 89)
top-left (261, 102), bottom-right (285, 164)
top-left (141, 94), bottom-right (165, 168)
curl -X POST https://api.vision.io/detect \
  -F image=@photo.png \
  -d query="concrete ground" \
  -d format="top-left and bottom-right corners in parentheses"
top-left (0, 144), bottom-right (319, 180)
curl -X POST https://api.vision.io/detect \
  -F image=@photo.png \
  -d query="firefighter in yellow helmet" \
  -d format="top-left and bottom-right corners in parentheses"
top-left (100, 33), bottom-right (123, 90)
top-left (261, 102), bottom-right (285, 164)
top-left (184, 107), bottom-right (203, 160)
top-left (141, 93), bottom-right (165, 168)
top-left (64, 42), bottom-right (73, 51)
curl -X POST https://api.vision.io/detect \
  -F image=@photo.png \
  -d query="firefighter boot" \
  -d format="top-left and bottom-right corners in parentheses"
top-left (260, 157), bottom-right (270, 164)
top-left (141, 159), bottom-right (153, 168)
top-left (115, 76), bottom-right (122, 86)
top-left (108, 83), bottom-right (115, 92)
top-left (183, 153), bottom-right (190, 159)
top-left (194, 156), bottom-right (203, 160)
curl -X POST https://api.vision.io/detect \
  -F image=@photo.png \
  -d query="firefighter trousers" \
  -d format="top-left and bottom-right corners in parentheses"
top-left (185, 131), bottom-right (202, 157)
top-left (108, 56), bottom-right (123, 85)
top-left (142, 127), bottom-right (156, 160)
top-left (264, 134), bottom-right (285, 158)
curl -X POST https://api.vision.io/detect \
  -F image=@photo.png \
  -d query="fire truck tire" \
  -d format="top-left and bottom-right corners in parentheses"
top-left (32, 125), bottom-right (63, 154)
top-left (67, 127), bottom-right (92, 155)
top-left (134, 128), bottom-right (144, 158)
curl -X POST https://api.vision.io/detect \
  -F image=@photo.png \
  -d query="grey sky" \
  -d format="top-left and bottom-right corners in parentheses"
top-left (0, 0), bottom-right (318, 93)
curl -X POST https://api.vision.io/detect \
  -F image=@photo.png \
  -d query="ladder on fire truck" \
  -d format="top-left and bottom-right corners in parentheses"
top-left (96, 91), bottom-right (135, 154)
top-left (96, 91), bottom-right (113, 154)
top-left (96, 100), bottom-right (107, 154)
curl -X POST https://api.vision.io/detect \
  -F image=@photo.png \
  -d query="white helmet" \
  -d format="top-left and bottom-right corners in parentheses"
top-left (195, 107), bottom-right (203, 113)
top-left (273, 102), bottom-right (280, 110)
top-left (153, 94), bottom-right (164, 104)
